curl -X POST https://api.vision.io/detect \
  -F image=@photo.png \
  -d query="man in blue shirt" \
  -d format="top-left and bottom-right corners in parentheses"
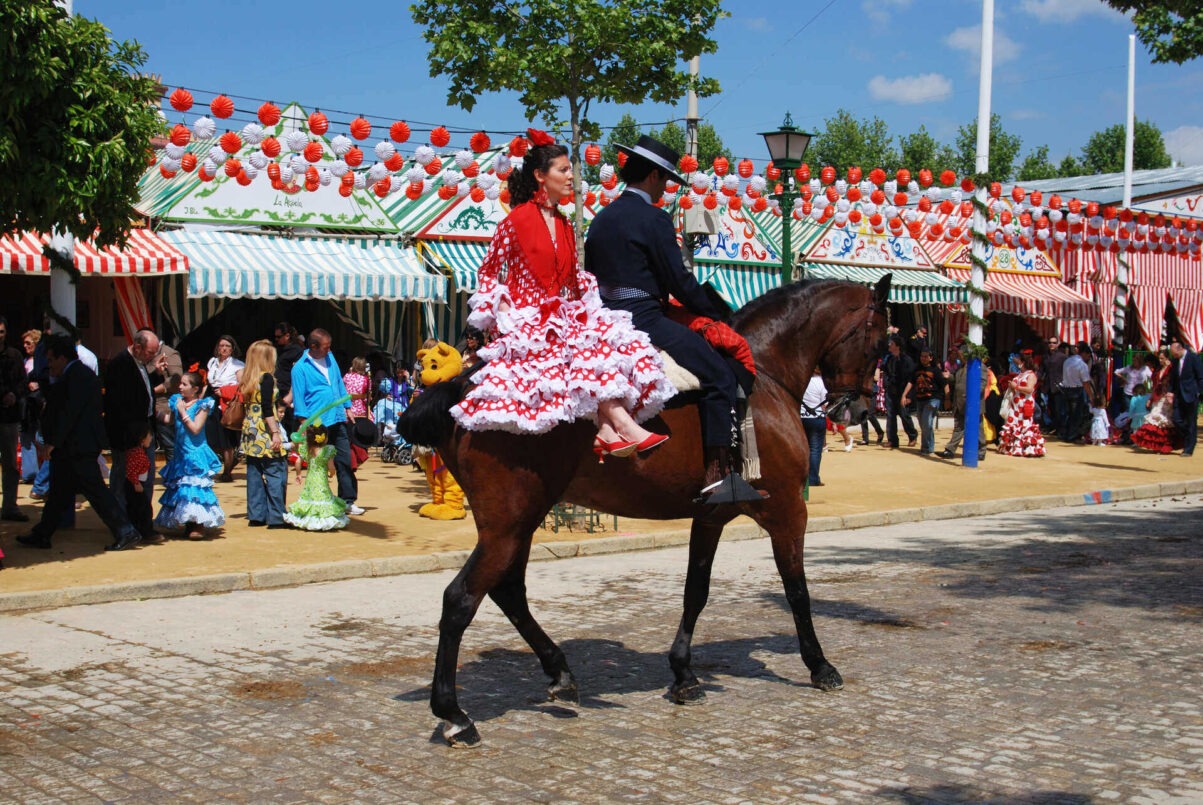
top-left (291, 329), bottom-right (361, 515)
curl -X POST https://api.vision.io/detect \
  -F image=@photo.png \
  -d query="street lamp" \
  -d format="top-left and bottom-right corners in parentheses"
top-left (759, 112), bottom-right (814, 286)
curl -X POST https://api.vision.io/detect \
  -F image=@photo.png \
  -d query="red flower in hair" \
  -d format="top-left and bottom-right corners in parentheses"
top-left (526, 128), bottom-right (556, 148)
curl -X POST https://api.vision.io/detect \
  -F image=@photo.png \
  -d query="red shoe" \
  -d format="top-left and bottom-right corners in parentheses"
top-left (594, 437), bottom-right (638, 458)
top-left (634, 433), bottom-right (670, 453)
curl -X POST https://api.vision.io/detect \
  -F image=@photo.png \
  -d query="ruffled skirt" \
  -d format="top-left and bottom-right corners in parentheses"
top-left (998, 404), bottom-right (1046, 457)
top-left (451, 291), bottom-right (676, 435)
top-left (155, 443), bottom-right (225, 531)
top-left (284, 495), bottom-right (349, 531)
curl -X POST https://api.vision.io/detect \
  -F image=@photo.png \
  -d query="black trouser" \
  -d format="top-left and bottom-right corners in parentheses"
top-left (123, 478), bottom-right (154, 538)
top-left (326, 421), bottom-right (358, 504)
top-left (610, 297), bottom-right (737, 447)
top-left (885, 394), bottom-right (917, 448)
top-left (1172, 396), bottom-right (1199, 455)
top-left (1062, 387), bottom-right (1088, 441)
top-left (32, 451), bottom-right (139, 543)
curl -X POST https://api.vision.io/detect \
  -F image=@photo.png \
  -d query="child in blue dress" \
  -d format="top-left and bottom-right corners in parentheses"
top-left (154, 372), bottom-right (226, 540)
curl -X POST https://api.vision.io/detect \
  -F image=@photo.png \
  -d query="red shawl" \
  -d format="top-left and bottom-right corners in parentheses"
top-left (508, 201), bottom-right (576, 295)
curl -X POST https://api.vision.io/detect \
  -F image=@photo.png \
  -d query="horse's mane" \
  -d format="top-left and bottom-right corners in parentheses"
top-left (731, 278), bottom-right (855, 348)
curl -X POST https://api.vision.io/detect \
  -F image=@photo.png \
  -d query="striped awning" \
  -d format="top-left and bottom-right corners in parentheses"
top-left (945, 267), bottom-right (1096, 320)
top-left (0, 230), bottom-right (189, 275)
top-left (694, 263), bottom-right (780, 310)
top-left (801, 265), bottom-right (967, 305)
top-left (159, 230), bottom-right (445, 302)
top-left (419, 240), bottom-right (488, 293)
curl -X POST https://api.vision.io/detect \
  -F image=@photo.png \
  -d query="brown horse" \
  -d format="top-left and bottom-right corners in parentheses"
top-left (398, 275), bottom-right (892, 745)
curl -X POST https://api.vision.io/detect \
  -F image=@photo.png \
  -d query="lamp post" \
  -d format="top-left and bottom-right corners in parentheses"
top-left (759, 113), bottom-right (814, 286)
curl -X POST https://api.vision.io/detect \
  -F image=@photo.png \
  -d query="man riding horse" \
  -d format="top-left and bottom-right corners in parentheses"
top-left (585, 135), bottom-right (763, 505)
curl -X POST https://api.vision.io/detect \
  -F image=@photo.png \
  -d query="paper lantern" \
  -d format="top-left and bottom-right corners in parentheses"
top-left (937, 169), bottom-right (955, 187)
top-left (390, 121), bottom-right (411, 143)
top-left (894, 169), bottom-right (910, 186)
top-left (424, 155), bottom-right (443, 175)
top-left (679, 154), bottom-right (699, 173)
top-left (179, 153), bottom-right (198, 172)
top-left (374, 178), bottom-right (391, 197)
top-left (989, 182), bottom-right (1002, 199)
top-left (462, 160), bottom-right (480, 178)
top-left (825, 186), bottom-right (839, 203)
top-left (350, 117), bottom-right (372, 140)
top-left (158, 164), bottom-right (177, 179)
top-left (437, 184), bottom-right (457, 200)
top-left (169, 88), bottom-right (193, 112)
top-left (820, 165), bottom-right (836, 185)
top-left (236, 170), bottom-right (252, 186)
top-left (737, 159), bottom-right (755, 179)
top-left (345, 146), bottom-right (364, 167)
top-left (430, 126), bottom-right (451, 147)
top-left (385, 152), bottom-right (405, 172)
top-left (849, 209), bottom-right (862, 224)
top-left (219, 131), bottom-right (242, 154)
top-left (260, 137), bottom-right (281, 158)
top-left (167, 124), bottom-right (190, 147)
top-left (713, 156), bottom-right (729, 176)
top-left (337, 184), bottom-right (352, 197)
top-left (617, 151), bottom-right (628, 167)
top-left (766, 162), bottom-right (781, 181)
top-left (192, 116), bottom-right (217, 139)
top-left (223, 158), bottom-right (242, 178)
top-left (509, 136), bottom-right (528, 157)
top-left (303, 141), bottom-right (323, 163)
top-left (469, 131), bottom-right (490, 153)
top-left (258, 102), bottom-right (281, 126)
top-left (580, 143), bottom-right (601, 166)
top-left (847, 186), bottom-right (862, 202)
top-left (961, 177), bottom-right (975, 193)
top-left (894, 192), bottom-right (908, 207)
top-left (917, 196), bottom-right (932, 213)
top-left (847, 166), bottom-right (863, 184)
top-left (375, 141), bottom-right (397, 162)
top-left (470, 186), bottom-right (486, 203)
top-left (210, 95), bottom-right (234, 119)
top-left (917, 169), bottom-right (933, 187)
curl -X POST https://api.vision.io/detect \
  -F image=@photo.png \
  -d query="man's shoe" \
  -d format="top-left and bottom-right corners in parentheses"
top-left (876, 434), bottom-right (884, 445)
top-left (1, 510), bottom-right (30, 522)
top-left (29, 491), bottom-right (45, 501)
top-left (248, 519), bottom-right (266, 527)
top-left (907, 436), bottom-right (918, 447)
top-left (347, 504), bottom-right (366, 516)
top-left (266, 522), bottom-right (292, 530)
top-left (105, 532), bottom-right (142, 551)
top-left (17, 533), bottom-right (51, 549)
top-left (939, 449), bottom-right (955, 458)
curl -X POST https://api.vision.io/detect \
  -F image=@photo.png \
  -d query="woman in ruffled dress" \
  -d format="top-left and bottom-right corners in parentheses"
top-left (283, 424), bottom-right (348, 531)
top-left (1131, 349), bottom-right (1179, 454)
top-left (450, 129), bottom-right (674, 455)
top-left (998, 352), bottom-right (1046, 457)
top-left (155, 372), bottom-right (225, 540)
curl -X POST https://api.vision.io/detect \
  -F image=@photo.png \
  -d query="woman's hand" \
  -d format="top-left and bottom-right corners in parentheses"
top-left (176, 398), bottom-right (189, 417)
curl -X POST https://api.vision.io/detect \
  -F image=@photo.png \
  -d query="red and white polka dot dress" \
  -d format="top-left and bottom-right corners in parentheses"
top-left (451, 207), bottom-right (675, 434)
top-left (998, 370), bottom-right (1046, 457)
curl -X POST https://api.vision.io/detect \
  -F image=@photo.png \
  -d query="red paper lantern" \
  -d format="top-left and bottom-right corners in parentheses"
top-left (801, 201), bottom-right (813, 216)
top-left (896, 169), bottom-right (911, 186)
top-left (728, 195), bottom-right (742, 211)
top-left (703, 193), bottom-right (718, 210)
top-left (198, 167), bottom-right (214, 183)
top-left (219, 131), bottom-right (242, 154)
top-left (961, 177), bottom-right (975, 193)
top-left (960, 201), bottom-right (973, 217)
top-left (406, 183), bottom-right (423, 200)
top-left (766, 163), bottom-right (781, 181)
top-left (509, 136), bottom-right (528, 157)
top-left (869, 212), bottom-right (883, 227)
top-left (462, 160), bottom-right (479, 178)
top-left (1030, 191), bottom-right (1043, 207)
top-left (340, 172), bottom-right (355, 188)
top-left (236, 170), bottom-right (253, 187)
top-left (270, 178), bottom-right (283, 190)
top-left (894, 192), bottom-right (909, 206)
top-left (169, 88), bottom-right (193, 112)
top-left (713, 156), bottom-right (729, 176)
top-left (438, 184), bottom-right (457, 200)
top-left (825, 186), bottom-right (839, 203)
top-left (303, 141), bottom-right (323, 163)
top-left (390, 121), bottom-right (412, 143)
top-left (1011, 185), bottom-right (1025, 203)
top-left (429, 126), bottom-right (450, 147)
top-left (849, 209), bottom-right (862, 224)
top-left (210, 95), bottom-right (234, 119)
top-left (737, 159), bottom-right (754, 179)
top-left (374, 178), bottom-right (391, 197)
top-left (424, 156), bottom-right (443, 175)
top-left (847, 186), bottom-right (862, 202)
top-left (308, 111), bottom-right (329, 136)
top-left (870, 189), bottom-right (886, 205)
top-left (820, 165), bottom-right (836, 185)
top-left (1086, 201), bottom-right (1100, 217)
top-left (918, 169), bottom-right (933, 187)
top-left (267, 163), bottom-right (281, 182)
top-left (385, 153), bottom-right (405, 172)
top-left (350, 117), bottom-right (372, 140)
top-left (796, 164), bottom-right (810, 183)
top-left (679, 154), bottom-right (699, 173)
top-left (584, 144), bottom-right (602, 165)
top-left (847, 166), bottom-right (863, 184)
top-left (223, 158), bottom-right (241, 178)
top-left (617, 151), bottom-right (627, 167)
top-left (679, 195), bottom-right (693, 210)
top-left (159, 164), bottom-right (177, 179)
top-left (1068, 198), bottom-right (1082, 214)
top-left (752, 197), bottom-right (767, 213)
top-left (602, 175), bottom-right (618, 191)
top-left (939, 199), bottom-right (954, 215)
top-left (260, 137), bottom-right (281, 158)
top-left (940, 169), bottom-right (956, 186)
top-left (344, 146), bottom-right (364, 167)
top-left (469, 131), bottom-right (491, 153)
top-left (585, 191), bottom-right (597, 206)
top-left (338, 185), bottom-right (353, 197)
top-left (868, 168), bottom-right (886, 186)
top-left (170, 124), bottom-right (191, 147)
top-left (470, 186), bottom-right (486, 203)
top-left (1048, 194), bottom-right (1062, 210)
top-left (989, 182), bottom-right (1002, 199)
top-left (917, 196), bottom-right (932, 212)
top-left (1000, 210), bottom-right (1013, 226)
top-left (180, 153), bottom-right (197, 172)
top-left (305, 166), bottom-right (318, 184)
top-left (258, 102), bottom-right (281, 126)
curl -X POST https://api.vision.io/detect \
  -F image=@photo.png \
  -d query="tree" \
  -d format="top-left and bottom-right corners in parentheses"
top-left (1017, 145), bottom-right (1060, 181)
top-left (897, 125), bottom-right (958, 175)
top-left (1058, 154), bottom-right (1086, 178)
top-left (655, 121), bottom-right (727, 168)
top-left (1104, 2), bottom-right (1203, 64)
top-left (0, 1), bottom-right (163, 247)
top-left (1080, 120), bottom-right (1173, 174)
top-left (808, 109), bottom-right (899, 174)
top-left (411, 0), bottom-right (725, 243)
top-left (953, 114), bottom-right (1022, 181)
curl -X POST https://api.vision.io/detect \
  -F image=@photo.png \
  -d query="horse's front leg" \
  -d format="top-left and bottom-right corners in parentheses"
top-left (760, 494), bottom-right (843, 691)
top-left (488, 552), bottom-right (578, 704)
top-left (668, 517), bottom-right (727, 704)
top-left (431, 545), bottom-right (497, 747)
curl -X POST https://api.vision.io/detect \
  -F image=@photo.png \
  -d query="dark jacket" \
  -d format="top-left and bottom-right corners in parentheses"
top-left (585, 191), bottom-right (725, 319)
top-left (103, 348), bottom-right (154, 450)
top-left (882, 352), bottom-right (916, 399)
top-left (275, 342), bottom-right (304, 395)
top-left (44, 360), bottom-right (108, 454)
top-left (1171, 349), bottom-right (1203, 404)
top-left (0, 343), bottom-right (26, 425)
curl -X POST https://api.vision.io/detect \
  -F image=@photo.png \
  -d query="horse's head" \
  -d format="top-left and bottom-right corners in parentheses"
top-left (814, 273), bottom-right (891, 402)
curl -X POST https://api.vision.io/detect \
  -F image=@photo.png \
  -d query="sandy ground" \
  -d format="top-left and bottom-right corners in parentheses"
top-left (1, 418), bottom-right (1198, 594)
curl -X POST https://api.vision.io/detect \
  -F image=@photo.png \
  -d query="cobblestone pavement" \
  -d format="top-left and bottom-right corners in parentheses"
top-left (2, 496), bottom-right (1201, 803)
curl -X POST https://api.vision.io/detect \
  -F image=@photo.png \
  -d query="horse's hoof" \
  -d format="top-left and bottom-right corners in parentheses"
top-left (442, 721), bottom-right (482, 747)
top-left (670, 680), bottom-right (706, 705)
top-left (811, 664), bottom-right (844, 691)
top-left (548, 680), bottom-right (579, 705)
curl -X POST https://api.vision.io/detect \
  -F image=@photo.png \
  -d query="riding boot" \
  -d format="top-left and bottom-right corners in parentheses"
top-left (694, 446), bottom-right (767, 505)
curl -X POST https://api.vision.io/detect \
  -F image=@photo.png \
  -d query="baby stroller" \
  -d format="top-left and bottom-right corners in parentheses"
top-left (373, 380), bottom-right (413, 466)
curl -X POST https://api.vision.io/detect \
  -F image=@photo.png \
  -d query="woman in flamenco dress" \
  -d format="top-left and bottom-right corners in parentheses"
top-left (154, 372), bottom-right (226, 539)
top-left (450, 129), bottom-right (675, 456)
top-left (1131, 349), bottom-right (1180, 454)
top-left (998, 352), bottom-right (1046, 457)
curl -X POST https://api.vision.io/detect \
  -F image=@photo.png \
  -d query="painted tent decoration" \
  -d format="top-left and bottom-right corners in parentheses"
top-left (137, 103), bottom-right (397, 232)
top-left (1132, 190), bottom-right (1203, 219)
top-left (927, 239), bottom-right (1060, 276)
top-left (804, 206), bottom-right (938, 271)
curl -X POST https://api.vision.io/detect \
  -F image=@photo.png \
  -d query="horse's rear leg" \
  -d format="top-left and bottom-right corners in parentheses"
top-left (489, 559), bottom-right (578, 704)
top-left (668, 518), bottom-right (726, 704)
top-left (762, 498), bottom-right (843, 691)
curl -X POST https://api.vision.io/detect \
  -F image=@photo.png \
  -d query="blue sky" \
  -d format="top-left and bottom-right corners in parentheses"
top-left (79, 0), bottom-right (1203, 168)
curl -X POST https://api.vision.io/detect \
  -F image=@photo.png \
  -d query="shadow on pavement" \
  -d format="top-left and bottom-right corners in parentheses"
top-left (875, 784), bottom-right (1091, 804)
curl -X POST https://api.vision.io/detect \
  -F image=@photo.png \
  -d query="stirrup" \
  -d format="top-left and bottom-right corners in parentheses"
top-left (693, 472), bottom-right (768, 505)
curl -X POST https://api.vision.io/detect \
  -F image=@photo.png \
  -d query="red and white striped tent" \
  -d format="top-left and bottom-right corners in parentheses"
top-left (0, 229), bottom-right (189, 341)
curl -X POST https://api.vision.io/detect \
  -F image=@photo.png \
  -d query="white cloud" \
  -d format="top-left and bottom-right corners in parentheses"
top-left (1164, 125), bottom-right (1203, 167)
top-left (1020, 0), bottom-right (1127, 24)
top-left (1010, 108), bottom-right (1044, 121)
top-left (740, 16), bottom-right (770, 32)
top-left (867, 73), bottom-right (953, 104)
top-left (862, 0), bottom-right (912, 26)
top-left (945, 25), bottom-right (1021, 66)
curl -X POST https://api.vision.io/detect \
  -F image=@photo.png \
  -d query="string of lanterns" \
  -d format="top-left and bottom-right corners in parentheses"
top-left (155, 88), bottom-right (1201, 259)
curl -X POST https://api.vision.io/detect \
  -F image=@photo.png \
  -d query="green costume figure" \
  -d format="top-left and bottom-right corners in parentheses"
top-left (283, 424), bottom-right (349, 531)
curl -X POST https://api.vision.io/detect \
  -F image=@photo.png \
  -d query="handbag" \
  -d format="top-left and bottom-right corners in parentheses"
top-left (999, 388), bottom-right (1014, 421)
top-left (220, 392), bottom-right (246, 430)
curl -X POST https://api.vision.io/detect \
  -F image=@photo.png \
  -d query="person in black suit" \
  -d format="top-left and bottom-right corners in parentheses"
top-left (103, 328), bottom-right (160, 515)
top-left (17, 335), bottom-right (142, 551)
top-left (585, 135), bottom-right (761, 504)
top-left (1168, 336), bottom-right (1202, 457)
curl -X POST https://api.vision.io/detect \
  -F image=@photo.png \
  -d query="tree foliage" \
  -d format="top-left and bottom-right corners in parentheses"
top-left (1105, 2), bottom-right (1203, 63)
top-left (411, 0), bottom-right (724, 238)
top-left (1016, 145), bottom-right (1060, 181)
top-left (654, 121), bottom-right (727, 167)
top-left (808, 108), bottom-right (899, 174)
top-left (897, 125), bottom-right (958, 177)
top-left (0, 1), bottom-right (163, 247)
top-left (953, 114), bottom-right (1022, 181)
top-left (1080, 120), bottom-right (1173, 174)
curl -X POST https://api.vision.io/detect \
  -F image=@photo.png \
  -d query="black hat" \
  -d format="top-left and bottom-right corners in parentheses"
top-left (616, 135), bottom-right (687, 185)
top-left (350, 418), bottom-right (379, 448)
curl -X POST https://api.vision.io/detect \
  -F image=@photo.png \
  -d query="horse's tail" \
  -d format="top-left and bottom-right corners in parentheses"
top-left (396, 379), bottom-right (467, 447)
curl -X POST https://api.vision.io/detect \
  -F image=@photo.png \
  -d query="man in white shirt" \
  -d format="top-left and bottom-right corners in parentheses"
top-left (1112, 353), bottom-right (1152, 423)
top-left (1061, 342), bottom-right (1095, 443)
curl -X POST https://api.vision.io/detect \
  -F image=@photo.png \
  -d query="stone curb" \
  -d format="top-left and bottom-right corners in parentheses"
top-left (3, 478), bottom-right (1201, 613)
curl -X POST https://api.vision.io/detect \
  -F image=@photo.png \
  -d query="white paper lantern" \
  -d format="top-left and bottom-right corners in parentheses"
top-left (160, 157), bottom-right (181, 172)
top-left (280, 163), bottom-right (294, 183)
top-left (690, 172), bottom-right (709, 193)
top-left (192, 116), bottom-right (217, 139)
top-left (243, 163), bottom-right (259, 180)
top-left (318, 168), bottom-right (332, 186)
top-left (454, 150), bottom-right (473, 169)
top-left (368, 162), bottom-right (388, 182)
top-left (241, 123), bottom-right (265, 145)
top-left (485, 185), bottom-right (501, 201)
top-left (284, 130), bottom-right (308, 152)
top-left (328, 159), bottom-right (348, 177)
top-left (248, 151), bottom-right (269, 170)
top-left (748, 175), bottom-right (767, 193)
top-left (414, 145), bottom-right (435, 166)
top-left (374, 141), bottom-right (396, 161)
top-left (494, 154), bottom-right (511, 176)
top-left (164, 143), bottom-right (187, 160)
top-left (330, 134), bottom-right (352, 156)
top-left (290, 154), bottom-right (307, 175)
top-left (353, 172), bottom-right (366, 189)
top-left (405, 167), bottom-right (426, 184)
